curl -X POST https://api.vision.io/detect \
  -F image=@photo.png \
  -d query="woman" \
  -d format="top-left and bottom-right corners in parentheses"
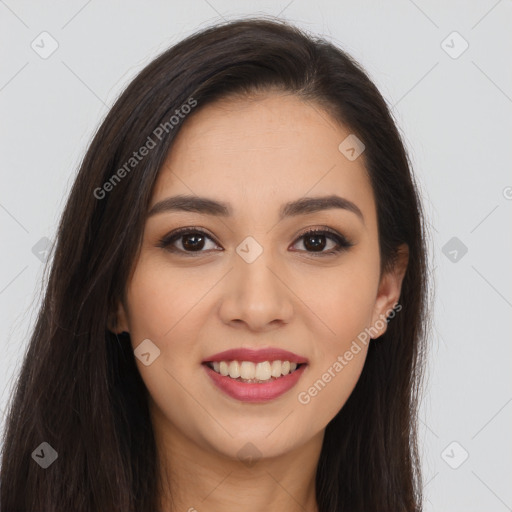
top-left (0, 17), bottom-right (430, 512)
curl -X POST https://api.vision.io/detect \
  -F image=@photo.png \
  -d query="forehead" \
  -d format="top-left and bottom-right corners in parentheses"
top-left (151, 93), bottom-right (375, 223)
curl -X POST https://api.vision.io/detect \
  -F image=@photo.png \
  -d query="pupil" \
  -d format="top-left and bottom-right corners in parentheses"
top-left (304, 234), bottom-right (326, 252)
top-left (183, 234), bottom-right (205, 251)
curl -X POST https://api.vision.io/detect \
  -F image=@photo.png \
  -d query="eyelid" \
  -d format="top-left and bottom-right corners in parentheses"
top-left (293, 225), bottom-right (352, 245)
top-left (155, 226), bottom-right (218, 254)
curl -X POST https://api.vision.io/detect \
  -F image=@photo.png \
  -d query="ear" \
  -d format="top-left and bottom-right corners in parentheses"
top-left (370, 244), bottom-right (409, 339)
top-left (107, 300), bottom-right (130, 334)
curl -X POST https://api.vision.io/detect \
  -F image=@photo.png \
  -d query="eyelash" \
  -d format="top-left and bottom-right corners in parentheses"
top-left (156, 226), bottom-right (354, 257)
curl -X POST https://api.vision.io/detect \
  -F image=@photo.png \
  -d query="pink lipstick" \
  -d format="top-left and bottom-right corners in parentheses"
top-left (202, 347), bottom-right (308, 403)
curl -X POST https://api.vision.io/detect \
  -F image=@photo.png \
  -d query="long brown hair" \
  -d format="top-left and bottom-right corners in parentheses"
top-left (0, 17), bottom-right (429, 511)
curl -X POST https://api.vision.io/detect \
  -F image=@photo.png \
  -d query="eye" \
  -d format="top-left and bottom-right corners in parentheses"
top-left (157, 226), bottom-right (353, 256)
top-left (290, 227), bottom-right (354, 255)
top-left (156, 227), bottom-right (220, 255)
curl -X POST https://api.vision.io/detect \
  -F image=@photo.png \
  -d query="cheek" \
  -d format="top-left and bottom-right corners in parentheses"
top-left (124, 264), bottom-right (212, 431)
top-left (297, 343), bottom-right (369, 430)
top-left (295, 259), bottom-right (377, 420)
top-left (298, 258), bottom-right (380, 345)
top-left (297, 283), bottom-right (372, 427)
top-left (125, 260), bottom-right (205, 340)
top-left (124, 261), bottom-right (211, 393)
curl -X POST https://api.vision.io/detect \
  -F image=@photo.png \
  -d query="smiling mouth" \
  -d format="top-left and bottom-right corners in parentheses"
top-left (203, 360), bottom-right (306, 384)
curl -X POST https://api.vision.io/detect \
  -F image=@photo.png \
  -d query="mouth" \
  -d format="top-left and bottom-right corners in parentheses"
top-left (201, 359), bottom-right (309, 402)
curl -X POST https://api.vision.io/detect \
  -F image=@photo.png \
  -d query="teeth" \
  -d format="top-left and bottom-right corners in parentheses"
top-left (218, 361), bottom-right (228, 376)
top-left (228, 360), bottom-right (240, 378)
top-left (240, 361), bottom-right (255, 380)
top-left (208, 360), bottom-right (300, 382)
top-left (271, 360), bottom-right (282, 378)
top-left (255, 361), bottom-right (271, 380)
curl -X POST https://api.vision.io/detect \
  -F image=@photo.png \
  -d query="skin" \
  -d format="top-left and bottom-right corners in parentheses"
top-left (113, 92), bottom-right (408, 512)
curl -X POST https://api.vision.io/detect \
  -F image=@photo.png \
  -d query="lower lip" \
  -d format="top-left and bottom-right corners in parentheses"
top-left (202, 363), bottom-right (307, 403)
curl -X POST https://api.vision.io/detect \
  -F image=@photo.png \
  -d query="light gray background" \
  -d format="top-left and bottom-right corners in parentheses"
top-left (1, 1), bottom-right (511, 510)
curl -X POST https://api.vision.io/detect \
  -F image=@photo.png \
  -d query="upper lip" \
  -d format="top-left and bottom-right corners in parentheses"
top-left (202, 347), bottom-right (308, 364)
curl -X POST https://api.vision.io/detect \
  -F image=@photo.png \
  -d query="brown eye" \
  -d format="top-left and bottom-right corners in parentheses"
top-left (157, 228), bottom-right (219, 255)
top-left (301, 232), bottom-right (330, 252)
top-left (291, 228), bottom-right (353, 255)
top-left (180, 232), bottom-right (207, 251)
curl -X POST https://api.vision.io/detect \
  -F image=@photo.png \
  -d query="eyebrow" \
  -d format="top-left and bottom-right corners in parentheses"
top-left (147, 194), bottom-right (364, 223)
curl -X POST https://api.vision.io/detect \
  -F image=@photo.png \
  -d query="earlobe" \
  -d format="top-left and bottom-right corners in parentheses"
top-left (370, 244), bottom-right (409, 339)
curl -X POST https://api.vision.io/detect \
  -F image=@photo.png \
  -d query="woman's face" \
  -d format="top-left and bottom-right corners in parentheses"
top-left (116, 92), bottom-right (406, 462)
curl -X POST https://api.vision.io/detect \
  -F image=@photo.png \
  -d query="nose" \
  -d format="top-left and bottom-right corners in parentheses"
top-left (218, 245), bottom-right (294, 332)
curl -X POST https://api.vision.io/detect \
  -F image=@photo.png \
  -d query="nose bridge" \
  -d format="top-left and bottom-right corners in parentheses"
top-left (235, 233), bottom-right (281, 297)
top-left (220, 233), bottom-right (293, 328)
